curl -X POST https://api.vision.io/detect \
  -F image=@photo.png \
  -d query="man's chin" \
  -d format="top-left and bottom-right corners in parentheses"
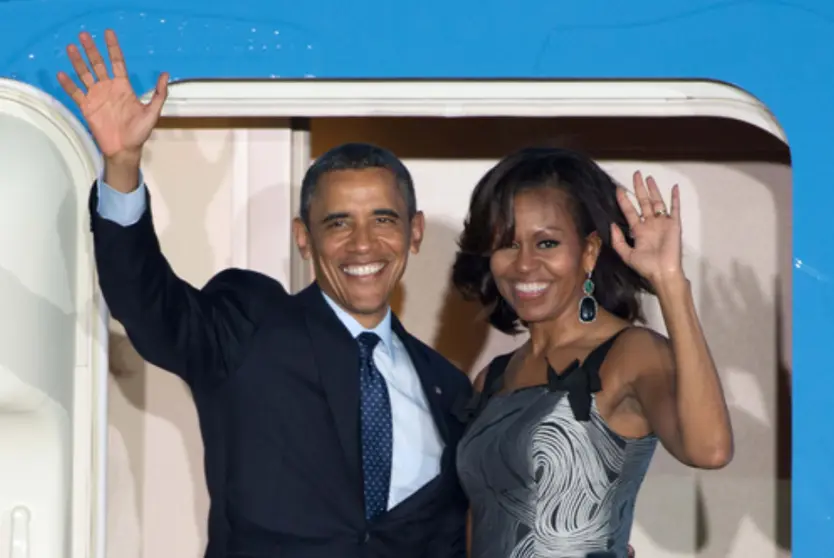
top-left (346, 298), bottom-right (389, 315)
top-left (342, 290), bottom-right (392, 316)
top-left (326, 273), bottom-right (399, 317)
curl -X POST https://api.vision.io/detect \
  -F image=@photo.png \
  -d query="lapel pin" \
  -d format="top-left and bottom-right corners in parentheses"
top-left (435, 386), bottom-right (442, 395)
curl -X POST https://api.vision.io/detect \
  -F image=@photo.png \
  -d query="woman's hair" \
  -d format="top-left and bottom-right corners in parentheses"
top-left (452, 146), bottom-right (654, 334)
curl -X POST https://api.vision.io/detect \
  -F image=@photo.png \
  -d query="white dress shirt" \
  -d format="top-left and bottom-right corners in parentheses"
top-left (320, 293), bottom-right (444, 508)
top-left (96, 178), bottom-right (445, 509)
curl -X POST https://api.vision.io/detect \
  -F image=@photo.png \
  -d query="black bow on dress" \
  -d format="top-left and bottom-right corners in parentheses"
top-left (452, 356), bottom-right (603, 425)
top-left (546, 358), bottom-right (602, 422)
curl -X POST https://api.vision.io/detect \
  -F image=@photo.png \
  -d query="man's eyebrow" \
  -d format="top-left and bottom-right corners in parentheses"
top-left (373, 208), bottom-right (400, 218)
top-left (320, 208), bottom-right (401, 223)
top-left (321, 212), bottom-right (349, 224)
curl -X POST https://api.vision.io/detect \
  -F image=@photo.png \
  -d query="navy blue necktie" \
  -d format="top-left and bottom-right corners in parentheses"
top-left (357, 332), bottom-right (392, 521)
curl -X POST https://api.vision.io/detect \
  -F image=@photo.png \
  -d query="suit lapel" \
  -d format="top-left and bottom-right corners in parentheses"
top-left (298, 283), bottom-right (363, 487)
top-left (391, 315), bottom-right (451, 444)
top-left (298, 286), bottom-right (451, 499)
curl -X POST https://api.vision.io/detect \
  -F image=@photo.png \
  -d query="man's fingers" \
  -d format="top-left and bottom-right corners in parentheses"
top-left (56, 72), bottom-right (86, 106)
top-left (67, 44), bottom-right (95, 89)
top-left (104, 29), bottom-right (128, 78)
top-left (79, 32), bottom-right (111, 82)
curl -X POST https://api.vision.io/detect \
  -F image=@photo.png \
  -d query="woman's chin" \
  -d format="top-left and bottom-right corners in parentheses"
top-left (515, 308), bottom-right (557, 326)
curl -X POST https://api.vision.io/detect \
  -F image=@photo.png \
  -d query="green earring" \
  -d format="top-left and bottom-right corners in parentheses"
top-left (579, 271), bottom-right (597, 324)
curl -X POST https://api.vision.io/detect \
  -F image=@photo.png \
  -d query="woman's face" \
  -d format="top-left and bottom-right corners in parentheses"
top-left (490, 187), bottom-right (598, 326)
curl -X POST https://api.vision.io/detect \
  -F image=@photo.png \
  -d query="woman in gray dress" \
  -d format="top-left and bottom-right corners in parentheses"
top-left (452, 147), bottom-right (733, 558)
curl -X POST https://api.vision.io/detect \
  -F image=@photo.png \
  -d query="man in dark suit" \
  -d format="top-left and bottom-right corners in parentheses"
top-left (58, 30), bottom-right (472, 558)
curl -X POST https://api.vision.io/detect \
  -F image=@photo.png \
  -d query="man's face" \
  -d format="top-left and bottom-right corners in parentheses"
top-left (293, 168), bottom-right (424, 327)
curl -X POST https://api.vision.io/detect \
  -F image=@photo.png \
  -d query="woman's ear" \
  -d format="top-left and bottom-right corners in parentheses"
top-left (583, 231), bottom-right (602, 274)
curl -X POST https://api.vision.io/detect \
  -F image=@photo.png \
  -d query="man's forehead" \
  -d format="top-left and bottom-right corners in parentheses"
top-left (320, 166), bottom-right (397, 184)
top-left (313, 169), bottom-right (404, 204)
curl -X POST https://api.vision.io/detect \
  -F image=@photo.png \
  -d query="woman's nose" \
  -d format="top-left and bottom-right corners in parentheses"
top-left (513, 246), bottom-right (538, 273)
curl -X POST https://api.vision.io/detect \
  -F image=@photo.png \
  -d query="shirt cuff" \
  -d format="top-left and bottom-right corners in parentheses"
top-left (96, 171), bottom-right (147, 226)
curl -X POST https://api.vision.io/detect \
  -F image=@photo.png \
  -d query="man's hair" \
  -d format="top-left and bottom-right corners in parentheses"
top-left (299, 142), bottom-right (417, 226)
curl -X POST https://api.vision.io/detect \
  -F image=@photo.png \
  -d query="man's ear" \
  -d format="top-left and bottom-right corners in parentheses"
top-left (409, 211), bottom-right (425, 255)
top-left (293, 217), bottom-right (312, 259)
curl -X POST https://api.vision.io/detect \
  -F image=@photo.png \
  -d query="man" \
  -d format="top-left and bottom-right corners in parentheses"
top-left (58, 30), bottom-right (472, 558)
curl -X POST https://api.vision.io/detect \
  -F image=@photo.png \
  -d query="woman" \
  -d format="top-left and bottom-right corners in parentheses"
top-left (452, 147), bottom-right (733, 558)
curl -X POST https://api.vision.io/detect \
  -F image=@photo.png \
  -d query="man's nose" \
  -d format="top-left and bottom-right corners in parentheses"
top-left (348, 225), bottom-right (373, 252)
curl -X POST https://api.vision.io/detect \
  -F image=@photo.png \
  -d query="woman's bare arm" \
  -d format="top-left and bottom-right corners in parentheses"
top-left (630, 276), bottom-right (733, 469)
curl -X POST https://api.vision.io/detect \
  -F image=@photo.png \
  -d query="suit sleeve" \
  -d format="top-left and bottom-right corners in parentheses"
top-left (90, 181), bottom-right (281, 388)
top-left (425, 373), bottom-right (472, 558)
top-left (425, 487), bottom-right (468, 558)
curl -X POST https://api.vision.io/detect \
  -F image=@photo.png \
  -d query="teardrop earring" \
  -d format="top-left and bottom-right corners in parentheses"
top-left (578, 271), bottom-right (598, 324)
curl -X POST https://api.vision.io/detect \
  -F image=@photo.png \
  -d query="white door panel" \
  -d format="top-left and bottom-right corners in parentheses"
top-left (0, 78), bottom-right (107, 558)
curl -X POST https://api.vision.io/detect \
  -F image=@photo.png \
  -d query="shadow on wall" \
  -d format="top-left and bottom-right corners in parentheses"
top-left (690, 157), bottom-right (792, 556)
top-left (389, 220), bottom-right (491, 376)
top-left (695, 259), bottom-right (791, 554)
top-left (107, 126), bottom-right (232, 557)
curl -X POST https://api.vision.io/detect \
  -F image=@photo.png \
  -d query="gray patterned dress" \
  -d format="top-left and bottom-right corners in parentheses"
top-left (456, 331), bottom-right (657, 558)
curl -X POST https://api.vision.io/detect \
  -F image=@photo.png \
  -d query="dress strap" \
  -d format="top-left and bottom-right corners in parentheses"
top-left (453, 328), bottom-right (630, 425)
top-left (482, 352), bottom-right (513, 397)
top-left (583, 327), bottom-right (630, 377)
top-left (546, 327), bottom-right (630, 422)
top-left (452, 352), bottom-right (513, 425)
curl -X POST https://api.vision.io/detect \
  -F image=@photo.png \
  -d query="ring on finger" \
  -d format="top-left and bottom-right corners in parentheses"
top-left (652, 202), bottom-right (668, 217)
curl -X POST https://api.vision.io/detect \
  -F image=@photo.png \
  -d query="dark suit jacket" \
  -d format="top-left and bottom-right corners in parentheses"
top-left (89, 185), bottom-right (472, 558)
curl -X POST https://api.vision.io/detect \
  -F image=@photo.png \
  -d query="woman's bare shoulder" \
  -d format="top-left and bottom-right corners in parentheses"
top-left (608, 325), bottom-right (673, 375)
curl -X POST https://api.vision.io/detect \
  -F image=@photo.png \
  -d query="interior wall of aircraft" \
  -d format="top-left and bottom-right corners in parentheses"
top-left (103, 115), bottom-right (791, 558)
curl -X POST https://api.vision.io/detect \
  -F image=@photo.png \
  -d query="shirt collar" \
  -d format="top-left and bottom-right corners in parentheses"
top-left (320, 290), bottom-right (394, 359)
